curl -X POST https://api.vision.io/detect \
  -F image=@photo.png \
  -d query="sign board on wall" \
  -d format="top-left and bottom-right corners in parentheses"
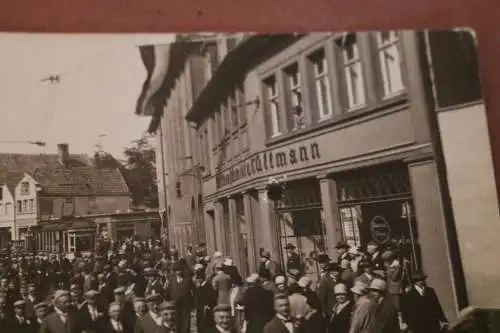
top-left (369, 216), bottom-right (392, 244)
top-left (216, 142), bottom-right (321, 189)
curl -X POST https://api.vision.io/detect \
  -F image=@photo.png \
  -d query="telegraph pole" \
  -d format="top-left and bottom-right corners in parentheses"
top-left (40, 74), bottom-right (61, 150)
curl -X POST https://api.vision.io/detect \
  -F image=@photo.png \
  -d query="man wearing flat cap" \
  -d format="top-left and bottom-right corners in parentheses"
top-left (33, 302), bottom-right (49, 333)
top-left (156, 301), bottom-right (178, 333)
top-left (40, 290), bottom-right (80, 333)
top-left (135, 294), bottom-right (163, 333)
top-left (78, 290), bottom-right (104, 333)
top-left (208, 304), bottom-right (236, 333)
top-left (400, 272), bottom-right (448, 333)
top-left (11, 299), bottom-right (34, 333)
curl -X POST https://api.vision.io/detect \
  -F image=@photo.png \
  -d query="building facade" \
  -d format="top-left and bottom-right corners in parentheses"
top-left (139, 34), bottom-right (245, 255)
top-left (180, 31), bottom-right (488, 320)
top-left (0, 143), bottom-right (161, 251)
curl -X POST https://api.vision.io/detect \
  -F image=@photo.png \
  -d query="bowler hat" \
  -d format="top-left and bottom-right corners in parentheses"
top-left (411, 271), bottom-right (427, 282)
top-left (335, 241), bottom-right (349, 249)
top-left (327, 262), bottom-right (341, 272)
top-left (213, 304), bottom-right (232, 313)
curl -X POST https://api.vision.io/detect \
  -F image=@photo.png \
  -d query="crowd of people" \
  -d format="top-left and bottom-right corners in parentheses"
top-left (0, 237), bottom-right (449, 333)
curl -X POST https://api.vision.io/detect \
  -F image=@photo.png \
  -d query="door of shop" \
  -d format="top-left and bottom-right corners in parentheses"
top-left (336, 163), bottom-right (421, 273)
top-left (273, 179), bottom-right (327, 287)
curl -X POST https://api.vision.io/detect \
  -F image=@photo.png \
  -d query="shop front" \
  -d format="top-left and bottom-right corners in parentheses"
top-left (272, 178), bottom-right (327, 284)
top-left (35, 218), bottom-right (96, 253)
top-left (335, 163), bottom-right (422, 272)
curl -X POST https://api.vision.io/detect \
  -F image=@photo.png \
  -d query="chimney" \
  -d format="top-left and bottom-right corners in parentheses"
top-left (57, 143), bottom-right (69, 165)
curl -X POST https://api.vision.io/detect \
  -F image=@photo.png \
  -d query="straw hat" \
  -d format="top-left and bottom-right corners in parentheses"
top-left (297, 276), bottom-right (312, 288)
top-left (367, 278), bottom-right (387, 293)
top-left (333, 283), bottom-right (348, 295)
top-left (350, 280), bottom-right (368, 295)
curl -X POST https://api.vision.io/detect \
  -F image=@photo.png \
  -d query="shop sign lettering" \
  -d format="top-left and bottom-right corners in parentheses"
top-left (216, 142), bottom-right (321, 189)
top-left (369, 216), bottom-right (391, 244)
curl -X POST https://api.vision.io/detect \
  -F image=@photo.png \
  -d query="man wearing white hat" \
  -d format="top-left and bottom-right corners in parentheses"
top-left (40, 290), bottom-right (79, 333)
top-left (366, 278), bottom-right (399, 333)
top-left (327, 284), bottom-right (353, 333)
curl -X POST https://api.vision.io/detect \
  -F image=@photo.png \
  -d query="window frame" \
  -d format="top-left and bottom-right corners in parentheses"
top-left (264, 75), bottom-right (282, 138)
top-left (376, 31), bottom-right (405, 98)
top-left (310, 50), bottom-right (334, 120)
top-left (20, 181), bottom-right (30, 196)
top-left (340, 34), bottom-right (366, 111)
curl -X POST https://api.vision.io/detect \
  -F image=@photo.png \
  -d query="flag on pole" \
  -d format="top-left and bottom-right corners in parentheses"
top-left (135, 43), bottom-right (172, 116)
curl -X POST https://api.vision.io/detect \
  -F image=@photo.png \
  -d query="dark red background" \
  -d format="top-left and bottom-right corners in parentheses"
top-left (0, 0), bottom-right (498, 195)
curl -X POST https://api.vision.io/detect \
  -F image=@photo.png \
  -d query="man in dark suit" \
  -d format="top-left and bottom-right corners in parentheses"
top-left (97, 273), bottom-right (114, 309)
top-left (238, 274), bottom-right (274, 333)
top-left (99, 302), bottom-right (133, 333)
top-left (113, 287), bottom-right (136, 329)
top-left (327, 284), bottom-right (354, 333)
top-left (24, 283), bottom-right (41, 319)
top-left (263, 294), bottom-right (306, 333)
top-left (0, 293), bottom-right (12, 331)
top-left (165, 264), bottom-right (194, 333)
top-left (317, 263), bottom-right (340, 319)
top-left (366, 279), bottom-right (400, 333)
top-left (143, 269), bottom-right (164, 298)
top-left (193, 270), bottom-right (216, 333)
top-left (335, 242), bottom-right (352, 266)
top-left (284, 244), bottom-right (303, 274)
top-left (11, 299), bottom-right (36, 333)
top-left (78, 290), bottom-right (105, 333)
top-left (401, 272), bottom-right (448, 333)
top-left (39, 290), bottom-right (81, 333)
top-left (134, 294), bottom-right (162, 333)
top-left (366, 242), bottom-right (384, 270)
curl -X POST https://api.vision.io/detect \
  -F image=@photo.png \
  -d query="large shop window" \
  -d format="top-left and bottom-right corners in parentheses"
top-left (336, 164), bottom-right (422, 272)
top-left (273, 179), bottom-right (326, 284)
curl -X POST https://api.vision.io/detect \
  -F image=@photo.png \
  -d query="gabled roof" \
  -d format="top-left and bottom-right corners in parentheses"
top-left (0, 153), bottom-right (129, 196)
top-left (0, 153), bottom-right (89, 175)
top-left (32, 165), bottom-right (129, 196)
top-left (5, 172), bottom-right (27, 194)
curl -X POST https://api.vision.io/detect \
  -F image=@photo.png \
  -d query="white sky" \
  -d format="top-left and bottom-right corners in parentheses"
top-left (0, 33), bottom-right (176, 159)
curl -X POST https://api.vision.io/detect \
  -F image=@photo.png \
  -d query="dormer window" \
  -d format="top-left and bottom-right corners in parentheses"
top-left (20, 181), bottom-right (30, 196)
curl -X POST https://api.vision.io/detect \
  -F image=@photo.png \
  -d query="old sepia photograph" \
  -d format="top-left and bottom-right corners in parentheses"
top-left (0, 30), bottom-right (496, 333)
